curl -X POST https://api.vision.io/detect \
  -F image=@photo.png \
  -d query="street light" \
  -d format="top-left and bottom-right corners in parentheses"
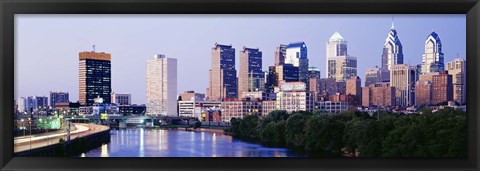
top-left (20, 119), bottom-right (25, 136)
top-left (28, 118), bottom-right (32, 150)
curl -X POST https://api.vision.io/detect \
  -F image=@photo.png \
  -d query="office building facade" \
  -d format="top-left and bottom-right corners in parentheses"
top-left (79, 51), bottom-right (112, 105)
top-left (238, 47), bottom-right (264, 95)
top-left (146, 54), bottom-right (177, 116)
top-left (421, 31), bottom-right (444, 74)
top-left (285, 42), bottom-right (308, 85)
top-left (50, 91), bottom-right (69, 108)
top-left (446, 58), bottom-right (466, 104)
top-left (382, 22), bottom-right (404, 71)
top-left (326, 32), bottom-right (357, 82)
top-left (390, 64), bottom-right (416, 107)
top-left (207, 43), bottom-right (238, 101)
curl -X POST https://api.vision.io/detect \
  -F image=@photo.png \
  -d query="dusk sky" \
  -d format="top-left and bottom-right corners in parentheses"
top-left (15, 14), bottom-right (466, 104)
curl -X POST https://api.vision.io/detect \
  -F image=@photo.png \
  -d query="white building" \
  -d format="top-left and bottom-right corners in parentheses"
top-left (178, 100), bottom-right (221, 120)
top-left (17, 97), bottom-right (26, 113)
top-left (276, 81), bottom-right (314, 113)
top-left (326, 32), bottom-right (357, 82)
top-left (111, 92), bottom-right (131, 105)
top-left (390, 64), bottom-right (416, 107)
top-left (146, 54), bottom-right (177, 116)
top-left (421, 31), bottom-right (444, 74)
top-left (315, 101), bottom-right (348, 113)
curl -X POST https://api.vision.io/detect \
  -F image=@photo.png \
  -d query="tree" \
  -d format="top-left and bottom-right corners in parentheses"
top-left (194, 121), bottom-right (202, 129)
top-left (285, 113), bottom-right (308, 147)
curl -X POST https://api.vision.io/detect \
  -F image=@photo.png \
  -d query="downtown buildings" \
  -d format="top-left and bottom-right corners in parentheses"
top-left (146, 54), bottom-right (178, 116)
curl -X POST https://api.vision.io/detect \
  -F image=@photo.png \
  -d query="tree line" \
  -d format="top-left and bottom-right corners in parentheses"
top-left (226, 107), bottom-right (466, 157)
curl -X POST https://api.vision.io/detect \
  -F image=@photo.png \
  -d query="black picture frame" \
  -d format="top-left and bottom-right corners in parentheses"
top-left (1, 0), bottom-right (479, 170)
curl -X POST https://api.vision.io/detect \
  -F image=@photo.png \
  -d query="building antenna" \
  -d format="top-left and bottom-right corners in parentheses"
top-left (93, 44), bottom-right (96, 52)
top-left (391, 15), bottom-right (394, 29)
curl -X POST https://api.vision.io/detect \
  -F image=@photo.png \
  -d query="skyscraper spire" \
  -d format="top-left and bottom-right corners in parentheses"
top-left (391, 16), bottom-right (395, 30)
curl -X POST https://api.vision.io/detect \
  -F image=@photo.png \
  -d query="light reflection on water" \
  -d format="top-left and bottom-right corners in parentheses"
top-left (82, 128), bottom-right (305, 157)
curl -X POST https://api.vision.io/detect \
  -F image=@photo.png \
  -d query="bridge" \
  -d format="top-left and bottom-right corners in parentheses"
top-left (67, 115), bottom-right (197, 128)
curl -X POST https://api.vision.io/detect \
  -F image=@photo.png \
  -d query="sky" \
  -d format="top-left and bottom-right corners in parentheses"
top-left (15, 14), bottom-right (466, 105)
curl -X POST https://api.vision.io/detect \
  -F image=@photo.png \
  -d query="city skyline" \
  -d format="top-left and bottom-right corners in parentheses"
top-left (15, 14), bottom-right (466, 104)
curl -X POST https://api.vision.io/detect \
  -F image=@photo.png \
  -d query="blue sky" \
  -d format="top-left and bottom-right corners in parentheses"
top-left (15, 14), bottom-right (466, 104)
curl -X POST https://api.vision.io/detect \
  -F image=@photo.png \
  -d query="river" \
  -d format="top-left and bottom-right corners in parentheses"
top-left (81, 128), bottom-right (306, 157)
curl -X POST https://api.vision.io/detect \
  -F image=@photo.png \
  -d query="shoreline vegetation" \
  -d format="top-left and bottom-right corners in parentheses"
top-left (225, 108), bottom-right (466, 157)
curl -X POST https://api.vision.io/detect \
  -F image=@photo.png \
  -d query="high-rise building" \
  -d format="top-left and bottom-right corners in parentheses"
top-left (265, 66), bottom-right (277, 93)
top-left (382, 21), bottom-right (404, 71)
top-left (238, 47), bottom-right (264, 95)
top-left (421, 31), bottom-right (444, 74)
top-left (415, 72), bottom-right (438, 106)
top-left (364, 66), bottom-right (390, 87)
top-left (274, 44), bottom-right (288, 66)
top-left (146, 54), bottom-right (177, 116)
top-left (17, 97), bottom-right (26, 113)
top-left (285, 42), bottom-right (308, 85)
top-left (390, 64), bottom-right (416, 107)
top-left (23, 96), bottom-right (48, 113)
top-left (446, 58), bottom-right (466, 104)
top-left (362, 82), bottom-right (395, 107)
top-left (432, 70), bottom-right (453, 104)
top-left (207, 43), bottom-right (237, 101)
top-left (50, 91), bottom-right (69, 108)
top-left (346, 76), bottom-right (362, 106)
top-left (79, 51), bottom-right (112, 105)
top-left (326, 32), bottom-right (357, 82)
top-left (111, 92), bottom-right (131, 106)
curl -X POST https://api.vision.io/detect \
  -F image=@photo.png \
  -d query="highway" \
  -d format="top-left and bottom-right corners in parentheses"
top-left (14, 123), bottom-right (109, 153)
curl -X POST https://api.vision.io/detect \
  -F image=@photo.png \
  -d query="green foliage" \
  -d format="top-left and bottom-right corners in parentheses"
top-left (228, 108), bottom-right (466, 157)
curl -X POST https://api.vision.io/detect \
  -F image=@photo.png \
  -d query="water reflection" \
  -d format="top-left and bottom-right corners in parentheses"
top-left (83, 128), bottom-right (305, 157)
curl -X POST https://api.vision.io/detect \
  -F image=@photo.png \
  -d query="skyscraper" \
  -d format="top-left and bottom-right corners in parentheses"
top-left (446, 58), bottom-right (466, 104)
top-left (79, 51), bottom-right (112, 105)
top-left (432, 70), bottom-right (453, 104)
top-left (146, 54), bottom-right (177, 116)
top-left (285, 42), bottom-right (308, 85)
top-left (274, 44), bottom-right (287, 66)
top-left (50, 91), bottom-right (69, 108)
top-left (421, 31), bottom-right (444, 74)
top-left (382, 21), bottom-right (404, 71)
top-left (326, 32), bottom-right (357, 82)
top-left (238, 47), bottom-right (263, 95)
top-left (207, 43), bottom-right (237, 101)
top-left (390, 64), bottom-right (416, 107)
